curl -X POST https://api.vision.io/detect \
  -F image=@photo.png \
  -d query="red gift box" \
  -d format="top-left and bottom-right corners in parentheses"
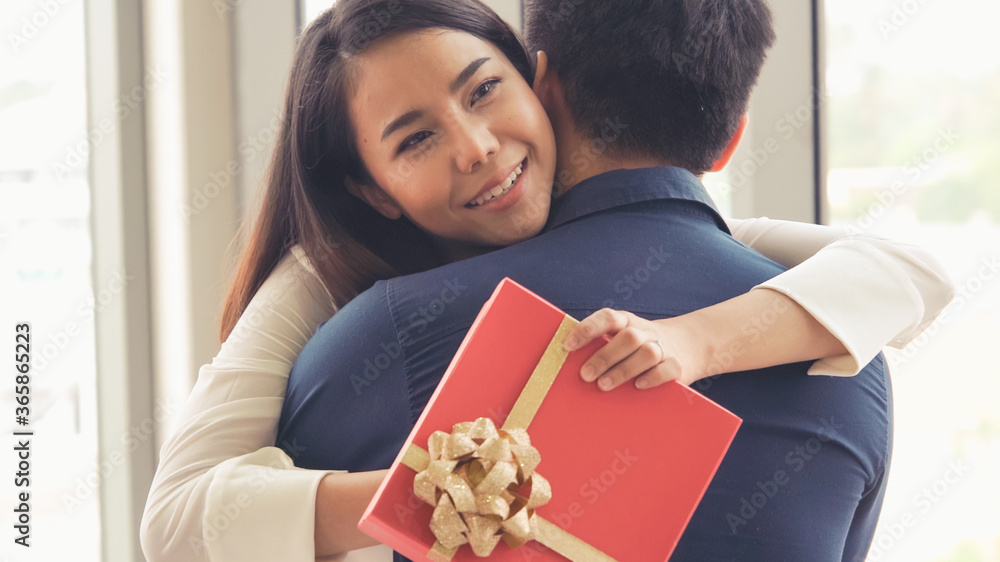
top-left (359, 278), bottom-right (741, 561)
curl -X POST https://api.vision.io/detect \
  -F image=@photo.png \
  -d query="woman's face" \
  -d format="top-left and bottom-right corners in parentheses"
top-left (350, 29), bottom-right (557, 255)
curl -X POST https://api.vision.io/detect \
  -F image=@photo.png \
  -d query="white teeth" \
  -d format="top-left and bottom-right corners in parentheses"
top-left (469, 163), bottom-right (525, 207)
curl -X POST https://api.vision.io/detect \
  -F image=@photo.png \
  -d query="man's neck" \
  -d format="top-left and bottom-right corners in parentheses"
top-left (550, 125), bottom-right (682, 196)
top-left (556, 158), bottom-right (670, 195)
top-left (538, 72), bottom-right (701, 194)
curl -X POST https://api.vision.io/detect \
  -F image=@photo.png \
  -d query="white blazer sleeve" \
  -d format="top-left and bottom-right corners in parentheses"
top-left (727, 217), bottom-right (955, 376)
top-left (140, 247), bottom-right (362, 562)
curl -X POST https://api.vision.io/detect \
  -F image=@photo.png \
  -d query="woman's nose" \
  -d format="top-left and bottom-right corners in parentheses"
top-left (451, 117), bottom-right (499, 174)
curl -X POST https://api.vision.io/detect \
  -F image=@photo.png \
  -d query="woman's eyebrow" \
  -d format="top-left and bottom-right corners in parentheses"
top-left (382, 110), bottom-right (422, 141)
top-left (450, 57), bottom-right (490, 94)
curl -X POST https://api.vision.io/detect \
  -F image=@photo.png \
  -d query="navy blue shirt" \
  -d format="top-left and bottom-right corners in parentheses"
top-left (278, 167), bottom-right (891, 560)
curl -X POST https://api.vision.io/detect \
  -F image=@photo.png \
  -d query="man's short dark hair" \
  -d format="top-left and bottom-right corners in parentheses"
top-left (525, 0), bottom-right (775, 174)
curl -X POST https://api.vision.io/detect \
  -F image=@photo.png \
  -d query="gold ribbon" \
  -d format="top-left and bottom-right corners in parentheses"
top-left (409, 417), bottom-right (551, 555)
top-left (400, 316), bottom-right (617, 561)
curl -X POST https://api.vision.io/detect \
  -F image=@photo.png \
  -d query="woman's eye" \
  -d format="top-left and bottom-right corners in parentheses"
top-left (399, 130), bottom-right (433, 154)
top-left (471, 79), bottom-right (501, 105)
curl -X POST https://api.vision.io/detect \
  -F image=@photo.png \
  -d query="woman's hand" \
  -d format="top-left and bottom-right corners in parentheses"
top-left (564, 289), bottom-right (851, 392)
top-left (563, 309), bottom-right (707, 390)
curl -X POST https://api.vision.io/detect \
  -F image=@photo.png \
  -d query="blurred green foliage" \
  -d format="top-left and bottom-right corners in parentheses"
top-left (826, 26), bottom-right (1000, 224)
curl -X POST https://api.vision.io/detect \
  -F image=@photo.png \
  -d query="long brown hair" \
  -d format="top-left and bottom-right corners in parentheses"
top-left (220, 0), bottom-right (534, 341)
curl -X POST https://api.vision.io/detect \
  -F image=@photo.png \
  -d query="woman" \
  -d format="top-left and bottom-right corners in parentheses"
top-left (140, 1), bottom-right (953, 561)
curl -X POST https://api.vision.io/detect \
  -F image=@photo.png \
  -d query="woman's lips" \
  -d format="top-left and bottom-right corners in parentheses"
top-left (466, 158), bottom-right (528, 208)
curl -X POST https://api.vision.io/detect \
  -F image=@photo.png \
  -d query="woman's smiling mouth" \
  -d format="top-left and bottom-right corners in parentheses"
top-left (467, 159), bottom-right (527, 208)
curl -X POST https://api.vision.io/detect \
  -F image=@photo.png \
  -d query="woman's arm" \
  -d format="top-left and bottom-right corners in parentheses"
top-left (140, 247), bottom-right (385, 562)
top-left (314, 471), bottom-right (388, 558)
top-left (728, 217), bottom-right (954, 375)
top-left (564, 217), bottom-right (954, 388)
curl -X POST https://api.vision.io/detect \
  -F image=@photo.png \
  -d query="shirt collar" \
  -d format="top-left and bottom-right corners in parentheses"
top-left (544, 166), bottom-right (729, 233)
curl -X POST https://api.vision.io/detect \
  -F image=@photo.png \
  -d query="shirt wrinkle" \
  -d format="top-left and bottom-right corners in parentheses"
top-left (385, 281), bottom-right (419, 427)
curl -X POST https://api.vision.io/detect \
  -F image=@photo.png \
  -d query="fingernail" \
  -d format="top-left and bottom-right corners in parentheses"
top-left (581, 365), bottom-right (595, 381)
top-left (635, 379), bottom-right (648, 389)
top-left (564, 336), bottom-right (578, 350)
top-left (599, 377), bottom-right (612, 390)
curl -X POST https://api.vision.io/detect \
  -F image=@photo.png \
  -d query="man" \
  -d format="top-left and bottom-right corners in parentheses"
top-left (279, 1), bottom-right (891, 559)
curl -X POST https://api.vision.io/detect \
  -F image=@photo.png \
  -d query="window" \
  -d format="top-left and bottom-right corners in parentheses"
top-left (1, 1), bottom-right (101, 560)
top-left (300, 0), bottom-right (523, 29)
top-left (300, 0), bottom-right (329, 25)
top-left (825, 1), bottom-right (999, 559)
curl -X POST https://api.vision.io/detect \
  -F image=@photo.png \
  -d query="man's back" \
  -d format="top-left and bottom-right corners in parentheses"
top-left (279, 167), bottom-right (891, 561)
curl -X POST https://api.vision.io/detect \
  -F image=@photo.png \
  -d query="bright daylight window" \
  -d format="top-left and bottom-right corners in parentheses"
top-left (825, 1), bottom-right (1000, 560)
top-left (1, 1), bottom-right (101, 561)
top-left (301, 0), bottom-right (332, 25)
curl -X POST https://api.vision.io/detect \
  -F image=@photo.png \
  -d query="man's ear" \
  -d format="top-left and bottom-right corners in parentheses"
top-left (532, 51), bottom-right (555, 104)
top-left (709, 114), bottom-right (749, 173)
top-left (345, 178), bottom-right (403, 220)
top-left (532, 51), bottom-right (549, 92)
top-left (532, 51), bottom-right (571, 123)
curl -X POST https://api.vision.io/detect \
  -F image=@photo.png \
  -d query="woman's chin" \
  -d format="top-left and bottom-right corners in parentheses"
top-left (498, 228), bottom-right (542, 248)
top-left (495, 205), bottom-right (548, 246)
top-left (506, 187), bottom-right (551, 238)
top-left (464, 221), bottom-right (547, 257)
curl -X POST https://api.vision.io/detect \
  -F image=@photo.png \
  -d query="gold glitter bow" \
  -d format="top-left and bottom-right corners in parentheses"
top-left (412, 417), bottom-right (552, 556)
top-left (400, 316), bottom-right (618, 561)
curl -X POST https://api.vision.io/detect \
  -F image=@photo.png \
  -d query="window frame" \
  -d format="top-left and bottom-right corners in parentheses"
top-left (84, 1), bottom-right (156, 560)
top-left (731, 0), bottom-right (824, 224)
